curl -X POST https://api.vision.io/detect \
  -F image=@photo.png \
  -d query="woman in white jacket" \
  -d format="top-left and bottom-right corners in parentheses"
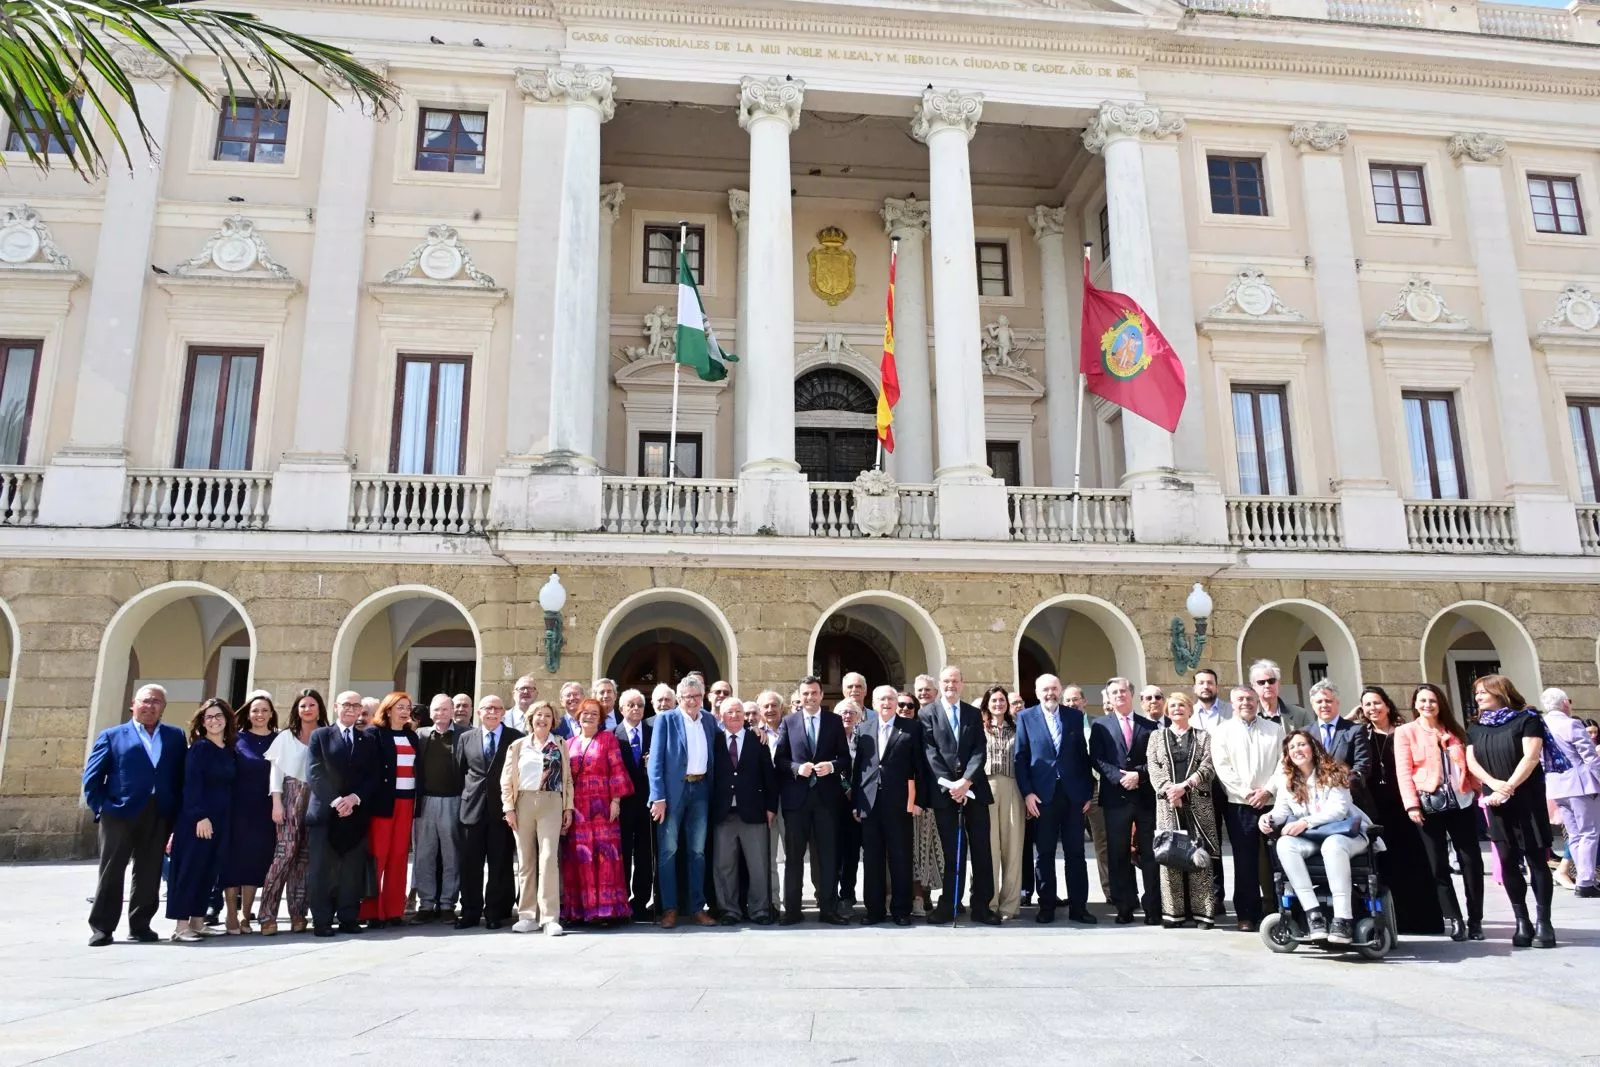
top-left (1258, 729), bottom-right (1369, 945)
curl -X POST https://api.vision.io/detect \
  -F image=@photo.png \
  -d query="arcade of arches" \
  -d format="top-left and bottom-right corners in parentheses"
top-left (1, 559), bottom-right (1598, 858)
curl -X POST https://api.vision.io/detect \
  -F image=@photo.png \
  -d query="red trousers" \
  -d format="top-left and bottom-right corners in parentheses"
top-left (362, 796), bottom-right (414, 921)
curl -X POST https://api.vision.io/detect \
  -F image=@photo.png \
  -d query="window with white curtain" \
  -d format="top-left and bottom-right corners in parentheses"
top-left (176, 348), bottom-right (261, 470)
top-left (392, 355), bottom-right (469, 475)
top-left (1569, 399), bottom-right (1600, 504)
top-left (1230, 384), bottom-right (1296, 495)
top-left (1402, 391), bottom-right (1466, 499)
top-left (0, 340), bottom-right (41, 466)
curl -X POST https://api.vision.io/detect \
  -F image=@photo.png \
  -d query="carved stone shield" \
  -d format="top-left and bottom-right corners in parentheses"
top-left (852, 467), bottom-right (899, 537)
top-left (807, 226), bottom-right (855, 307)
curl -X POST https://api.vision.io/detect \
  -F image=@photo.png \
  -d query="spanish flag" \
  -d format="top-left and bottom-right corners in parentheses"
top-left (876, 243), bottom-right (900, 452)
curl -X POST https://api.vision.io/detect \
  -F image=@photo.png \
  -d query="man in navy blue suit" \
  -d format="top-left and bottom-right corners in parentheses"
top-left (919, 666), bottom-right (1001, 926)
top-left (775, 675), bottom-right (852, 925)
top-left (1090, 677), bottom-right (1162, 925)
top-left (306, 691), bottom-right (379, 936)
top-left (1015, 674), bottom-right (1099, 925)
top-left (82, 684), bottom-right (187, 946)
top-left (852, 684), bottom-right (927, 925)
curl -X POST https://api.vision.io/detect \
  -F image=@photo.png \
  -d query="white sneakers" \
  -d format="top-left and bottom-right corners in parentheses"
top-left (543, 921), bottom-right (565, 937)
top-left (512, 919), bottom-right (539, 933)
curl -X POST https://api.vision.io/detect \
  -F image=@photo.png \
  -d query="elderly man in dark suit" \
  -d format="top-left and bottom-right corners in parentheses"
top-left (306, 691), bottom-right (378, 936)
top-left (1016, 673), bottom-right (1099, 925)
top-left (613, 687), bottom-right (655, 920)
top-left (1308, 681), bottom-right (1374, 809)
top-left (775, 675), bottom-right (852, 925)
top-left (853, 684), bottom-right (927, 926)
top-left (710, 696), bottom-right (777, 925)
top-left (82, 684), bottom-right (187, 946)
top-left (919, 666), bottom-right (1001, 926)
top-left (1090, 677), bottom-right (1161, 925)
top-left (454, 694), bottom-right (523, 929)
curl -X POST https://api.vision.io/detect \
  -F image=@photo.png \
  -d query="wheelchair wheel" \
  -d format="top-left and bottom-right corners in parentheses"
top-left (1260, 913), bottom-right (1297, 953)
top-left (1356, 892), bottom-right (1397, 960)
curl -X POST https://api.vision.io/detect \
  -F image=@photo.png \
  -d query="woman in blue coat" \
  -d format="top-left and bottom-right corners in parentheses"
top-left (167, 698), bottom-right (238, 942)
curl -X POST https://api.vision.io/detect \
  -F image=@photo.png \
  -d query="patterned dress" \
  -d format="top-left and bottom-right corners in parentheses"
top-left (1148, 726), bottom-right (1219, 924)
top-left (561, 730), bottom-right (635, 921)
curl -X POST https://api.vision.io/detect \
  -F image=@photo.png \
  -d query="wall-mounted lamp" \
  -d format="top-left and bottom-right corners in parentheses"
top-left (538, 571), bottom-right (567, 675)
top-left (1170, 582), bottom-right (1213, 675)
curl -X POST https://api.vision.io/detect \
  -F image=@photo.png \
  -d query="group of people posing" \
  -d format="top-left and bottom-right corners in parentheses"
top-left (80, 657), bottom-right (1598, 950)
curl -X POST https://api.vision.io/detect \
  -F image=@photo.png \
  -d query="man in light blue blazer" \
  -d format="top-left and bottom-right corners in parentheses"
top-left (82, 684), bottom-right (187, 946)
top-left (1015, 674), bottom-right (1098, 926)
top-left (647, 675), bottom-right (721, 927)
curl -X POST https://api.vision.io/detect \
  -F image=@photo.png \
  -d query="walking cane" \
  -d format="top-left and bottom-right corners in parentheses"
top-left (952, 811), bottom-right (964, 931)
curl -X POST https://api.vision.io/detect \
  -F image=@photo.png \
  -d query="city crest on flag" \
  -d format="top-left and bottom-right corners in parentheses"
top-left (1099, 311), bottom-right (1152, 381)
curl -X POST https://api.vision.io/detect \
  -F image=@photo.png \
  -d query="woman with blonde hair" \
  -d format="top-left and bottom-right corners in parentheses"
top-left (361, 692), bottom-right (420, 927)
top-left (502, 701), bottom-right (574, 935)
top-left (1149, 693), bottom-right (1219, 928)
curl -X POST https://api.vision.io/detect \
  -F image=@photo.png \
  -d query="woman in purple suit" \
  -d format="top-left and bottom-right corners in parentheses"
top-left (1541, 687), bottom-right (1600, 898)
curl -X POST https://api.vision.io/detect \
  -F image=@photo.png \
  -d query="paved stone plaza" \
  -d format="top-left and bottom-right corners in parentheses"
top-left (0, 860), bottom-right (1591, 1066)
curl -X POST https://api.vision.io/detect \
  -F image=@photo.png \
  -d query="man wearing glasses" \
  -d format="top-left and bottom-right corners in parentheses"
top-left (1248, 659), bottom-right (1313, 732)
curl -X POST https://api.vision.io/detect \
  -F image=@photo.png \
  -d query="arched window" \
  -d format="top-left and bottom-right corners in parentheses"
top-left (795, 368), bottom-right (876, 414)
top-left (795, 368), bottom-right (877, 482)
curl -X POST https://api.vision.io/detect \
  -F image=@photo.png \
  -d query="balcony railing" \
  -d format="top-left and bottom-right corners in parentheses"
top-left (1226, 497), bottom-right (1343, 550)
top-left (0, 467), bottom-right (43, 527)
top-left (1187, 0), bottom-right (1271, 12)
top-left (600, 477), bottom-right (738, 535)
top-left (1478, 3), bottom-right (1573, 40)
top-left (1578, 504), bottom-right (1600, 555)
top-left (123, 470), bottom-right (272, 530)
top-left (1404, 500), bottom-right (1517, 554)
top-left (350, 475), bottom-right (491, 535)
top-left (1325, 0), bottom-right (1424, 26)
top-left (809, 483), bottom-right (938, 538)
top-left (1007, 488), bottom-right (1133, 543)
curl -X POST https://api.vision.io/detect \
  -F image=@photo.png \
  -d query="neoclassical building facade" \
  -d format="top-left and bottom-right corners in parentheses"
top-left (1, 0), bottom-right (1599, 856)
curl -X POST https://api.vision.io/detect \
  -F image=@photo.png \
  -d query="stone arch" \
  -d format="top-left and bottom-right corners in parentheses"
top-left (1421, 600), bottom-right (1541, 713)
top-left (1237, 598), bottom-right (1362, 707)
top-left (808, 590), bottom-right (946, 696)
top-left (330, 585), bottom-right (483, 700)
top-left (0, 597), bottom-right (21, 789)
top-left (87, 581), bottom-right (258, 751)
top-left (593, 587), bottom-right (739, 695)
top-left (1014, 593), bottom-right (1146, 709)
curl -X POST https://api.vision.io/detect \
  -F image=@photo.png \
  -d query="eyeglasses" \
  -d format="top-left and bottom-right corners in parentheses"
top-left (897, 702), bottom-right (916, 710)
top-left (202, 711), bottom-right (228, 722)
top-left (338, 700), bottom-right (363, 708)
top-left (1141, 695), bottom-right (1163, 702)
top-left (1254, 679), bottom-right (1279, 687)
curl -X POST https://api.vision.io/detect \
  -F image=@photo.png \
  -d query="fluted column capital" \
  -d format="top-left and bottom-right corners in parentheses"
top-left (1029, 205), bottom-right (1067, 242)
top-left (882, 195), bottom-right (931, 238)
top-left (738, 76), bottom-right (805, 133)
top-left (517, 64), bottom-right (615, 121)
top-left (599, 182), bottom-right (625, 224)
top-left (911, 88), bottom-right (983, 144)
top-left (1082, 101), bottom-right (1183, 154)
top-left (728, 188), bottom-right (750, 229)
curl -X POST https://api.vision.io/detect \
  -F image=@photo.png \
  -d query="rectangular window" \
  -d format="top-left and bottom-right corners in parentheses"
top-left (1207, 155), bottom-right (1268, 216)
top-left (1098, 205), bottom-right (1111, 261)
top-left (639, 432), bottom-right (701, 478)
top-left (213, 99), bottom-right (289, 164)
top-left (176, 348), bottom-right (261, 470)
top-left (976, 241), bottom-right (1011, 298)
top-left (1230, 385), bottom-right (1296, 495)
top-left (414, 108), bottom-right (487, 174)
top-left (1370, 164), bottom-right (1431, 225)
top-left (986, 441), bottom-right (1021, 487)
top-left (0, 340), bottom-right (42, 465)
top-left (1402, 391), bottom-right (1467, 499)
top-left (1569, 399), bottom-right (1600, 504)
top-left (4, 101), bottom-right (77, 155)
top-left (643, 225), bottom-right (704, 285)
top-left (1528, 174), bottom-right (1585, 236)
top-left (392, 355), bottom-right (469, 475)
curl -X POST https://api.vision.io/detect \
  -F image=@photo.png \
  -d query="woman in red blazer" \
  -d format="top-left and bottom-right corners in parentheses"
top-left (1394, 684), bottom-right (1484, 942)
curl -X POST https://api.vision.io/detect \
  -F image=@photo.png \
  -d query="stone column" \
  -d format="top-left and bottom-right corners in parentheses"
top-left (498, 64), bottom-right (613, 531)
top-left (882, 196), bottom-right (934, 484)
top-left (1029, 205), bottom-right (1076, 487)
top-left (593, 182), bottom-right (625, 469)
top-left (735, 76), bottom-right (809, 535)
top-left (1450, 131), bottom-right (1580, 554)
top-left (39, 49), bottom-right (174, 527)
top-left (1290, 121), bottom-right (1407, 551)
top-left (267, 70), bottom-right (383, 531)
top-left (914, 88), bottom-right (1008, 539)
top-left (729, 189), bottom-right (751, 473)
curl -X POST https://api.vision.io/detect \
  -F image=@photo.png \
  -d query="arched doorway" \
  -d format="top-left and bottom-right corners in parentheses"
top-left (1237, 599), bottom-right (1362, 709)
top-left (795, 367), bottom-right (877, 483)
top-left (808, 591), bottom-right (944, 702)
top-left (1014, 594), bottom-right (1145, 713)
top-left (0, 598), bottom-right (19, 790)
top-left (88, 582), bottom-right (257, 743)
top-left (331, 586), bottom-right (481, 703)
top-left (1421, 601), bottom-right (1541, 716)
top-left (594, 589), bottom-right (738, 696)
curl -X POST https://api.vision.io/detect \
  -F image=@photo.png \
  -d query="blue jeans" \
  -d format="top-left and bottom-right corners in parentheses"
top-left (657, 779), bottom-right (709, 914)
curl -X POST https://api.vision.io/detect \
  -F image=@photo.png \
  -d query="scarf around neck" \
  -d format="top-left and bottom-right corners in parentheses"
top-left (1477, 707), bottom-right (1571, 774)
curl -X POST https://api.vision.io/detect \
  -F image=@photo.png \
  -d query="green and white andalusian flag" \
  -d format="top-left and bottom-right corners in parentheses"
top-left (675, 247), bottom-right (736, 382)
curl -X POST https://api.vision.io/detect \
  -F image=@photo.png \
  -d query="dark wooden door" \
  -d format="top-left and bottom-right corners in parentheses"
top-left (797, 429), bottom-right (876, 483)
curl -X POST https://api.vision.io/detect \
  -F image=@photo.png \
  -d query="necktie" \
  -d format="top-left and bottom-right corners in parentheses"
top-left (806, 715), bottom-right (817, 750)
top-left (880, 723), bottom-right (890, 758)
top-left (1120, 715), bottom-right (1133, 749)
top-left (484, 730), bottom-right (495, 763)
top-left (631, 728), bottom-right (641, 762)
top-left (1049, 714), bottom-right (1061, 754)
top-left (729, 733), bottom-right (739, 765)
top-left (1323, 724), bottom-right (1334, 750)
top-left (948, 705), bottom-right (959, 737)
top-left (343, 727), bottom-right (352, 747)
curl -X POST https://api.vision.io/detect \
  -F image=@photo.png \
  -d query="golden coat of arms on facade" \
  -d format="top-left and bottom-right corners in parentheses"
top-left (807, 226), bottom-right (856, 306)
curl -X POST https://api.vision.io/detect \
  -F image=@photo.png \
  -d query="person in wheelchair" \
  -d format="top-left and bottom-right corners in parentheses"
top-left (1258, 730), bottom-right (1371, 945)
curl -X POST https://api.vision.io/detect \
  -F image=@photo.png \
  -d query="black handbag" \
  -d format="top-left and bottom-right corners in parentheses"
top-left (1418, 739), bottom-right (1457, 816)
top-left (1153, 730), bottom-right (1211, 872)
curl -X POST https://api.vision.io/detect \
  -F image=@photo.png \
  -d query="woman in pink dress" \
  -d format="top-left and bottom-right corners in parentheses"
top-left (561, 698), bottom-right (634, 924)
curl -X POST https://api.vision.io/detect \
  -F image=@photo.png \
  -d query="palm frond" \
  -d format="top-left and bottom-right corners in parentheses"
top-left (0, 0), bottom-right (398, 177)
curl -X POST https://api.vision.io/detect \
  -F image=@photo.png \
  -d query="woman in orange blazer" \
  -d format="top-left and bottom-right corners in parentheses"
top-left (1395, 683), bottom-right (1484, 942)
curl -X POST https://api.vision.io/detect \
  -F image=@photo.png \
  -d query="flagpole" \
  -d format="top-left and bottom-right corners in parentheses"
top-left (666, 222), bottom-right (688, 517)
top-left (1072, 242), bottom-right (1093, 542)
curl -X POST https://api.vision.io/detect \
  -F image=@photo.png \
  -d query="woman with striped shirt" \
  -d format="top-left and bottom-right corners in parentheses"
top-left (362, 692), bottom-right (420, 928)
